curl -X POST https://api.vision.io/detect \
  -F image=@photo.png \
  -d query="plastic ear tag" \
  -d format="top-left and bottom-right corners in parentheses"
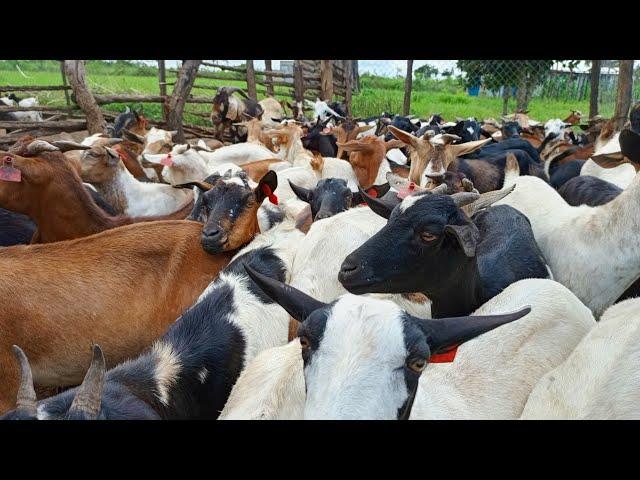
top-left (160, 153), bottom-right (174, 167)
top-left (397, 181), bottom-right (416, 199)
top-left (0, 156), bottom-right (21, 182)
top-left (429, 344), bottom-right (458, 363)
top-left (262, 184), bottom-right (278, 205)
top-left (366, 187), bottom-right (378, 198)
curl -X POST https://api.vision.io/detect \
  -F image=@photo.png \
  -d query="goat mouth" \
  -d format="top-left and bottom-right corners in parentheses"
top-left (200, 236), bottom-right (229, 254)
top-left (338, 267), bottom-right (382, 293)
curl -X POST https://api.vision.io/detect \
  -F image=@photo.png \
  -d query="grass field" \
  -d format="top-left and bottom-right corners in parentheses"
top-left (0, 61), bottom-right (616, 127)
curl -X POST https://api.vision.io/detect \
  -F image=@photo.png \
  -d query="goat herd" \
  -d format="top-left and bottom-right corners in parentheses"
top-left (0, 87), bottom-right (639, 420)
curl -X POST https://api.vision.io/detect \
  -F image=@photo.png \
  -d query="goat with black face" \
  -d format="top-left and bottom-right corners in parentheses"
top-left (244, 266), bottom-right (531, 420)
top-left (182, 169), bottom-right (278, 254)
top-left (339, 187), bottom-right (550, 318)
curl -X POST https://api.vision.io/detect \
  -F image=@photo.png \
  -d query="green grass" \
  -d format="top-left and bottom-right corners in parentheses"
top-left (0, 62), bottom-right (618, 128)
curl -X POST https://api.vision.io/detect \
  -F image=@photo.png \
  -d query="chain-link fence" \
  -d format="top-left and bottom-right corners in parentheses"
top-left (351, 60), bottom-right (640, 122)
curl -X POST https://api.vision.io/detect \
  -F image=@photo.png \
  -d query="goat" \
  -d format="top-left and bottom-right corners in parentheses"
top-left (442, 118), bottom-right (482, 143)
top-left (305, 98), bottom-right (345, 123)
top-left (336, 136), bottom-right (406, 187)
top-left (244, 267), bottom-right (561, 420)
top-left (521, 297), bottom-right (640, 419)
top-left (1, 216), bottom-right (302, 420)
top-left (563, 110), bottom-right (583, 126)
top-left (301, 117), bottom-right (337, 157)
top-left (288, 178), bottom-right (389, 221)
top-left (221, 276), bottom-right (594, 420)
top-left (339, 185), bottom-right (550, 318)
top-left (0, 138), bottom-right (191, 243)
top-left (80, 143), bottom-right (192, 217)
top-left (233, 115), bottom-right (278, 152)
top-left (558, 175), bottom-right (622, 207)
top-left (0, 169), bottom-right (278, 413)
top-left (123, 127), bottom-right (178, 182)
top-left (580, 159), bottom-right (636, 189)
top-left (212, 86), bottom-right (264, 126)
top-left (0, 93), bottom-right (43, 122)
top-left (195, 141), bottom-right (277, 167)
top-left (258, 97), bottom-right (284, 127)
top-left (496, 170), bottom-right (640, 317)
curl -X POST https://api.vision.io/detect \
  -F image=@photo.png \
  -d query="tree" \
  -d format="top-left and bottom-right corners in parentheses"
top-left (457, 60), bottom-right (571, 114)
top-left (415, 63), bottom-right (439, 80)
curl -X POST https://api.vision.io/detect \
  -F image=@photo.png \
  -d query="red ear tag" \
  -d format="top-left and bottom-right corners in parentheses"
top-left (262, 184), bottom-right (278, 205)
top-left (0, 156), bottom-right (21, 182)
top-left (113, 144), bottom-right (126, 160)
top-left (160, 153), bottom-right (174, 167)
top-left (429, 344), bottom-right (458, 363)
top-left (397, 181), bottom-right (416, 199)
top-left (366, 187), bottom-right (378, 198)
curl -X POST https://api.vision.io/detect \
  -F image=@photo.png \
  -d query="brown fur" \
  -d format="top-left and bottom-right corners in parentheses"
top-left (238, 118), bottom-right (278, 152)
top-left (563, 110), bottom-right (583, 126)
top-left (327, 121), bottom-right (374, 159)
top-left (0, 148), bottom-right (192, 243)
top-left (240, 158), bottom-right (286, 183)
top-left (0, 220), bottom-right (236, 414)
top-left (337, 136), bottom-right (386, 188)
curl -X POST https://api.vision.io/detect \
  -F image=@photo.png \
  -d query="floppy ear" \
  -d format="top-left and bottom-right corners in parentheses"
top-left (255, 170), bottom-right (279, 203)
top-left (244, 265), bottom-right (328, 322)
top-left (358, 187), bottom-right (393, 219)
top-left (416, 306), bottom-right (531, 354)
top-left (444, 222), bottom-right (480, 257)
top-left (288, 180), bottom-right (312, 203)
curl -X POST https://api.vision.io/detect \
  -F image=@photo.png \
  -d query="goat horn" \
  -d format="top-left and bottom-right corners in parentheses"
top-left (12, 345), bottom-right (37, 418)
top-left (172, 181), bottom-right (214, 191)
top-left (67, 345), bottom-right (106, 420)
top-left (26, 140), bottom-right (59, 155)
top-left (223, 86), bottom-right (249, 98)
top-left (462, 184), bottom-right (515, 217)
top-left (429, 183), bottom-right (449, 195)
top-left (450, 191), bottom-right (481, 208)
top-left (50, 140), bottom-right (92, 152)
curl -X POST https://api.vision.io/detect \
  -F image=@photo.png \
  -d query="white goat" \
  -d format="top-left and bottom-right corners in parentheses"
top-left (521, 297), bottom-right (640, 419)
top-left (497, 172), bottom-right (640, 317)
top-left (197, 142), bottom-right (276, 167)
top-left (580, 159), bottom-right (636, 189)
top-left (258, 97), bottom-right (284, 127)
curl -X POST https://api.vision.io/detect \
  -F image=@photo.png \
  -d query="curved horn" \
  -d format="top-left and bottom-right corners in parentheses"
top-left (462, 184), bottom-right (515, 218)
top-left (417, 306), bottom-right (532, 353)
top-left (429, 183), bottom-right (449, 195)
top-left (26, 140), bottom-right (59, 155)
top-left (66, 345), bottom-right (106, 420)
top-left (105, 138), bottom-right (123, 146)
top-left (223, 86), bottom-right (249, 98)
top-left (288, 179), bottom-right (312, 203)
top-left (243, 265), bottom-right (327, 322)
top-left (172, 181), bottom-right (214, 191)
top-left (50, 141), bottom-right (93, 152)
top-left (122, 129), bottom-right (145, 144)
top-left (12, 345), bottom-right (37, 418)
top-left (450, 191), bottom-right (481, 208)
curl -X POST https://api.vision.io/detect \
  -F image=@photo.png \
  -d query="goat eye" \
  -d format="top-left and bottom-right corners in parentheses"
top-left (299, 336), bottom-right (310, 350)
top-left (408, 358), bottom-right (426, 373)
top-left (420, 232), bottom-right (438, 243)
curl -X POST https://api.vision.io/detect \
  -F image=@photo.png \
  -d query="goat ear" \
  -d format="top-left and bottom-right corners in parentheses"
top-left (244, 265), bottom-right (328, 322)
top-left (105, 148), bottom-right (121, 166)
top-left (388, 126), bottom-right (420, 149)
top-left (358, 186), bottom-right (393, 219)
top-left (444, 223), bottom-right (480, 258)
top-left (448, 138), bottom-right (492, 157)
top-left (288, 180), bottom-right (312, 203)
top-left (255, 170), bottom-right (278, 203)
top-left (123, 129), bottom-right (145, 144)
top-left (416, 306), bottom-right (531, 354)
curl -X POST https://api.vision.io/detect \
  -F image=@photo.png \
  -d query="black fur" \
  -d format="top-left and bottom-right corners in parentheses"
top-left (0, 207), bottom-right (36, 246)
top-left (302, 118), bottom-right (337, 157)
top-left (443, 119), bottom-right (481, 143)
top-left (557, 175), bottom-right (622, 207)
top-left (467, 137), bottom-right (542, 164)
top-left (225, 246), bottom-right (287, 304)
top-left (290, 178), bottom-right (354, 220)
top-left (339, 194), bottom-right (549, 317)
top-left (549, 160), bottom-right (586, 189)
top-left (85, 186), bottom-right (119, 216)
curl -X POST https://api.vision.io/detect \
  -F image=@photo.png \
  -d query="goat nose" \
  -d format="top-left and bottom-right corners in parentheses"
top-left (315, 211), bottom-right (332, 220)
top-left (340, 259), bottom-right (359, 274)
top-left (203, 227), bottom-right (222, 239)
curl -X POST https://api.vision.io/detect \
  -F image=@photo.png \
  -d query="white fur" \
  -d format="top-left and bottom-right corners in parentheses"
top-left (496, 173), bottom-right (640, 317)
top-left (411, 279), bottom-right (594, 419)
top-left (258, 98), bottom-right (284, 127)
top-left (594, 131), bottom-right (621, 157)
top-left (199, 143), bottom-right (275, 167)
top-left (151, 342), bottom-right (182, 406)
top-left (219, 339), bottom-right (306, 420)
top-left (521, 298), bottom-right (640, 419)
top-left (580, 159), bottom-right (635, 189)
top-left (544, 118), bottom-right (569, 140)
top-left (386, 148), bottom-right (407, 165)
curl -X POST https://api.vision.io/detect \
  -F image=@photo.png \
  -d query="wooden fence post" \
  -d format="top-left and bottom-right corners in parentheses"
top-left (352, 60), bottom-right (360, 93)
top-left (345, 60), bottom-right (353, 118)
top-left (166, 60), bottom-right (202, 143)
top-left (589, 60), bottom-right (601, 118)
top-left (59, 61), bottom-right (71, 109)
top-left (64, 60), bottom-right (106, 134)
top-left (265, 60), bottom-right (274, 97)
top-left (158, 60), bottom-right (168, 122)
top-left (614, 60), bottom-right (635, 129)
top-left (294, 60), bottom-right (304, 104)
top-left (320, 60), bottom-right (334, 102)
top-left (246, 60), bottom-right (257, 100)
top-left (403, 60), bottom-right (413, 116)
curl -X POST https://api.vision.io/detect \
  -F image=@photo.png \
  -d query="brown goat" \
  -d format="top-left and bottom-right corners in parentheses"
top-left (234, 116), bottom-right (279, 152)
top-left (337, 136), bottom-right (404, 188)
top-left (325, 121), bottom-right (374, 159)
top-left (563, 110), bottom-right (583, 126)
top-left (0, 141), bottom-right (193, 243)
top-left (0, 220), bottom-right (234, 414)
